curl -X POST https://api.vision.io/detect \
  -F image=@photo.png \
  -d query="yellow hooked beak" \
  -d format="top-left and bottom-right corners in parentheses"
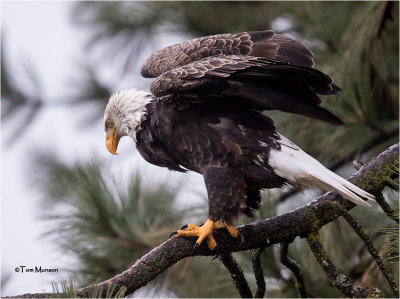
top-left (105, 126), bottom-right (119, 155)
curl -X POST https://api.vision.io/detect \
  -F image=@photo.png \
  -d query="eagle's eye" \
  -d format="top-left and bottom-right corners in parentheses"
top-left (105, 121), bottom-right (112, 129)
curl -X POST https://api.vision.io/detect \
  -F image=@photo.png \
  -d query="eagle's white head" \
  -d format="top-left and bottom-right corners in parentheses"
top-left (104, 89), bottom-right (153, 155)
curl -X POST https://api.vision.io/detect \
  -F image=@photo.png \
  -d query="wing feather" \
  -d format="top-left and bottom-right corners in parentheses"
top-left (144, 30), bottom-right (341, 125)
top-left (150, 55), bottom-right (331, 96)
top-left (150, 55), bottom-right (342, 125)
top-left (150, 55), bottom-right (264, 94)
top-left (141, 30), bottom-right (314, 78)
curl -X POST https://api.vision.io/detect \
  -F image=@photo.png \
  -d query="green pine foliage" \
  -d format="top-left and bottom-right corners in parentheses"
top-left (34, 154), bottom-right (184, 285)
top-left (50, 280), bottom-right (126, 298)
top-left (1, 43), bottom-right (44, 143)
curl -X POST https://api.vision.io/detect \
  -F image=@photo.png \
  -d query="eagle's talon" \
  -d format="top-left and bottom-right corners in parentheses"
top-left (176, 219), bottom-right (216, 250)
top-left (175, 220), bottom-right (239, 251)
top-left (169, 230), bottom-right (178, 238)
top-left (212, 245), bottom-right (221, 259)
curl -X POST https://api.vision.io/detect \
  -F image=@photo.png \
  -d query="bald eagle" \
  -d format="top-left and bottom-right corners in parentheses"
top-left (104, 30), bottom-right (374, 250)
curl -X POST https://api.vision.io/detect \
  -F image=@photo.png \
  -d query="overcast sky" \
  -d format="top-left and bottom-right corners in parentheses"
top-left (1, 2), bottom-right (205, 296)
top-left (2, 2), bottom-right (98, 294)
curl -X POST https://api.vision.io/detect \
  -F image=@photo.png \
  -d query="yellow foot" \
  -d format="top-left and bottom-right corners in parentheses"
top-left (214, 221), bottom-right (239, 238)
top-left (176, 219), bottom-right (239, 250)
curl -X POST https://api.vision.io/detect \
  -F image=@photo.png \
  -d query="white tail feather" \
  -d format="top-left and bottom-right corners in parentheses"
top-left (268, 134), bottom-right (374, 207)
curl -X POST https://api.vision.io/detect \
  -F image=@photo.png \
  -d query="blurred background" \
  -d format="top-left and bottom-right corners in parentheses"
top-left (1, 1), bottom-right (398, 297)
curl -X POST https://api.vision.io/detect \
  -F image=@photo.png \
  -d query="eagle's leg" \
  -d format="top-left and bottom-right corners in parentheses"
top-left (174, 167), bottom-right (244, 250)
top-left (176, 219), bottom-right (238, 250)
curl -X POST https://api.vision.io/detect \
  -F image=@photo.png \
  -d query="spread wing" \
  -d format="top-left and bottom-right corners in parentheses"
top-left (142, 30), bottom-right (342, 125)
top-left (141, 30), bottom-right (314, 78)
top-left (150, 55), bottom-right (342, 125)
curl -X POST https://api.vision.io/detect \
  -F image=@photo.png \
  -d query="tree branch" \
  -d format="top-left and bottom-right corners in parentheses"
top-left (252, 247), bottom-right (266, 298)
top-left (375, 193), bottom-right (399, 223)
top-left (306, 232), bottom-right (383, 297)
top-left (219, 253), bottom-right (252, 298)
top-left (6, 144), bottom-right (398, 298)
top-left (338, 205), bottom-right (399, 297)
top-left (280, 242), bottom-right (308, 298)
top-left (74, 143), bottom-right (398, 297)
